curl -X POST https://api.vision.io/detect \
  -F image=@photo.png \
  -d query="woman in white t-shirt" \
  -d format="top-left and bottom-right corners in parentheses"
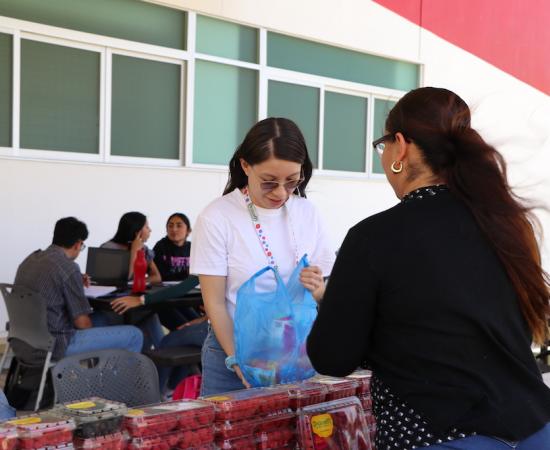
top-left (191, 117), bottom-right (335, 395)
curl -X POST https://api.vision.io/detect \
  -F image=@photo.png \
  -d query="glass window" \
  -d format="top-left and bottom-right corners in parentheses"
top-left (0, 33), bottom-right (12, 147)
top-left (268, 32), bottom-right (419, 91)
top-left (0, 0), bottom-right (186, 50)
top-left (323, 91), bottom-right (367, 172)
top-left (267, 80), bottom-right (319, 167)
top-left (193, 60), bottom-right (258, 165)
top-left (196, 15), bottom-right (258, 63)
top-left (372, 98), bottom-right (396, 174)
top-left (20, 39), bottom-right (100, 153)
top-left (111, 54), bottom-right (181, 160)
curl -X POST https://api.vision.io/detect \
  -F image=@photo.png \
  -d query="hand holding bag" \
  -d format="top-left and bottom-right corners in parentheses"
top-left (234, 254), bottom-right (318, 387)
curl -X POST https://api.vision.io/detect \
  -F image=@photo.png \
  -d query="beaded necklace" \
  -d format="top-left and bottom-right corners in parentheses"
top-left (242, 187), bottom-right (300, 271)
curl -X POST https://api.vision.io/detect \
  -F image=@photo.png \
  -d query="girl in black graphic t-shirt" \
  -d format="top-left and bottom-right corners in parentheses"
top-left (153, 213), bottom-right (192, 282)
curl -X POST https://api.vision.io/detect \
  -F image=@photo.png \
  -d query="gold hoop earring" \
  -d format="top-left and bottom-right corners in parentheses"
top-left (391, 161), bottom-right (403, 174)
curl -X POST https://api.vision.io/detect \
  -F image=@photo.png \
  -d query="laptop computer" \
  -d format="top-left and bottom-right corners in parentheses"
top-left (85, 247), bottom-right (130, 288)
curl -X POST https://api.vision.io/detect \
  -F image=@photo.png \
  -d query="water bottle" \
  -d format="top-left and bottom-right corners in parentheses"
top-left (132, 249), bottom-right (147, 294)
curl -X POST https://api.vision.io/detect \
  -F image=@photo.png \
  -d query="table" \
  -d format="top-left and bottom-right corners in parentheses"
top-left (88, 285), bottom-right (203, 325)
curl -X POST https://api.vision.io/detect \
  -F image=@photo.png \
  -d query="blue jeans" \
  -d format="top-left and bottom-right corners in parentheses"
top-left (0, 390), bottom-right (15, 420)
top-left (91, 311), bottom-right (163, 352)
top-left (65, 325), bottom-right (143, 356)
top-left (157, 320), bottom-right (208, 393)
top-left (200, 327), bottom-right (247, 396)
top-left (427, 423), bottom-right (550, 449)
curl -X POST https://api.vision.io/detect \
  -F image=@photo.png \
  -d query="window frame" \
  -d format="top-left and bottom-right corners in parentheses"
top-left (0, 10), bottom-right (419, 177)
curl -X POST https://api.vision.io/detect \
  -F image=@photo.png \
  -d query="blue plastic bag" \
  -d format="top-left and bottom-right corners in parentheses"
top-left (234, 254), bottom-right (318, 387)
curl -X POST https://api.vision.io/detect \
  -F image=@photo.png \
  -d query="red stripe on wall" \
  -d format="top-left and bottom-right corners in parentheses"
top-left (374, 0), bottom-right (550, 95)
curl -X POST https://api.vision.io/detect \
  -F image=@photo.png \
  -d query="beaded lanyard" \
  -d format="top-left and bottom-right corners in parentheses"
top-left (242, 187), bottom-right (300, 271)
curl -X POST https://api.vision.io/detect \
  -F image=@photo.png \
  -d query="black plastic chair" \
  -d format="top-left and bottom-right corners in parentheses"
top-left (52, 348), bottom-right (161, 407)
top-left (0, 283), bottom-right (56, 411)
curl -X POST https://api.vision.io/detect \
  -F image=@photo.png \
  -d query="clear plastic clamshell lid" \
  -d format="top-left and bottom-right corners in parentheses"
top-left (345, 369), bottom-right (373, 395)
top-left (297, 397), bottom-right (372, 450)
top-left (124, 399), bottom-right (215, 436)
top-left (202, 386), bottom-right (291, 421)
top-left (309, 376), bottom-right (359, 400)
top-left (6, 413), bottom-right (76, 433)
top-left (58, 397), bottom-right (128, 418)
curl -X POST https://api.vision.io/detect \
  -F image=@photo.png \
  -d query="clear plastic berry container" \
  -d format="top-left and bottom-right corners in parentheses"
top-left (0, 424), bottom-right (18, 450)
top-left (7, 413), bottom-right (75, 449)
top-left (358, 394), bottom-right (373, 411)
top-left (53, 398), bottom-right (127, 438)
top-left (310, 377), bottom-right (359, 401)
top-left (345, 370), bottom-right (372, 396)
top-left (214, 418), bottom-right (256, 440)
top-left (127, 429), bottom-right (183, 450)
top-left (180, 426), bottom-right (214, 448)
top-left (365, 410), bottom-right (376, 428)
top-left (215, 434), bottom-right (256, 450)
top-left (257, 427), bottom-right (295, 450)
top-left (253, 410), bottom-right (295, 432)
top-left (297, 397), bottom-right (372, 450)
top-left (124, 400), bottom-right (214, 438)
top-left (37, 445), bottom-right (75, 450)
top-left (286, 382), bottom-right (329, 409)
top-left (202, 386), bottom-right (291, 421)
top-left (73, 431), bottom-right (127, 449)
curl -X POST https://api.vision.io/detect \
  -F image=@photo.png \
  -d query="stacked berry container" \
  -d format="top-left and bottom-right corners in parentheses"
top-left (297, 397), bottom-right (373, 450)
top-left (73, 431), bottom-right (128, 449)
top-left (286, 382), bottom-right (329, 410)
top-left (6, 413), bottom-right (75, 449)
top-left (202, 386), bottom-right (295, 449)
top-left (123, 399), bottom-right (215, 450)
top-left (53, 398), bottom-right (127, 439)
top-left (308, 376), bottom-right (359, 401)
top-left (0, 423), bottom-right (18, 450)
top-left (346, 370), bottom-right (376, 447)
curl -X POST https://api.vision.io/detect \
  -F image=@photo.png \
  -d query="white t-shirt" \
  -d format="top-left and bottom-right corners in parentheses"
top-left (190, 189), bottom-right (336, 319)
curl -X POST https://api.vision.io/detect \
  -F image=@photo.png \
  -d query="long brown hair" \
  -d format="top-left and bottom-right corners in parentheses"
top-left (223, 117), bottom-right (313, 197)
top-left (386, 87), bottom-right (549, 344)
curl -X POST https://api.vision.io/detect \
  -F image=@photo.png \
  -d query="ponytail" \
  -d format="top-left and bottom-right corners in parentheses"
top-left (387, 87), bottom-right (549, 344)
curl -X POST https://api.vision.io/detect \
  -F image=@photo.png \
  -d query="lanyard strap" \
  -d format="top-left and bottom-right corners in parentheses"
top-left (242, 187), bottom-right (299, 270)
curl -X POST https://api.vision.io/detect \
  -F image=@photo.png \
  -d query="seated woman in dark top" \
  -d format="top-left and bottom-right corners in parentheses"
top-left (151, 212), bottom-right (199, 330)
top-left (102, 211), bottom-right (162, 285)
top-left (153, 213), bottom-right (192, 282)
top-left (307, 87), bottom-right (550, 450)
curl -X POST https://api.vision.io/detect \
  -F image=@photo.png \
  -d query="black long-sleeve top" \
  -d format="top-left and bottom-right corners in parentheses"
top-left (307, 187), bottom-right (550, 442)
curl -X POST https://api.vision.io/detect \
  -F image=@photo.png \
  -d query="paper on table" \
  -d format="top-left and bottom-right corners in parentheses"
top-left (84, 285), bottom-right (117, 298)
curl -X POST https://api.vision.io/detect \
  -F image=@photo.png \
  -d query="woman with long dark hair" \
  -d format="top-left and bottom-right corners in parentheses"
top-left (191, 117), bottom-right (336, 395)
top-left (307, 87), bottom-right (550, 449)
top-left (102, 211), bottom-right (161, 284)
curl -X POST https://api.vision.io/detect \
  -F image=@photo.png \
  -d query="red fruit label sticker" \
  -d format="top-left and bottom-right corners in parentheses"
top-left (66, 401), bottom-right (96, 409)
top-left (311, 413), bottom-right (333, 437)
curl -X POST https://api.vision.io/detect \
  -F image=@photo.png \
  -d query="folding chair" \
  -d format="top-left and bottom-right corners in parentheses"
top-left (0, 283), bottom-right (56, 411)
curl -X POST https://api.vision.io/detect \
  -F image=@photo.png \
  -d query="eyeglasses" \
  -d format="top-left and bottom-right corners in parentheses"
top-left (80, 242), bottom-right (86, 251)
top-left (372, 134), bottom-right (394, 157)
top-left (249, 166), bottom-right (305, 193)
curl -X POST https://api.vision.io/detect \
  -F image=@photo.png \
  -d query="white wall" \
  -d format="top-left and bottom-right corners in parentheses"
top-left (2, 0), bottom-right (549, 331)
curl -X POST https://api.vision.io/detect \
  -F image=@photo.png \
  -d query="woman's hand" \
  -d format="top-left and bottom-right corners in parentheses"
top-left (234, 364), bottom-right (251, 389)
top-left (176, 315), bottom-right (208, 330)
top-left (130, 231), bottom-right (144, 253)
top-left (300, 265), bottom-right (325, 302)
top-left (111, 296), bottom-right (142, 314)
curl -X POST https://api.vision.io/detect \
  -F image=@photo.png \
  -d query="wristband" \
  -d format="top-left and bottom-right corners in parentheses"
top-left (139, 295), bottom-right (146, 306)
top-left (225, 355), bottom-right (237, 372)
